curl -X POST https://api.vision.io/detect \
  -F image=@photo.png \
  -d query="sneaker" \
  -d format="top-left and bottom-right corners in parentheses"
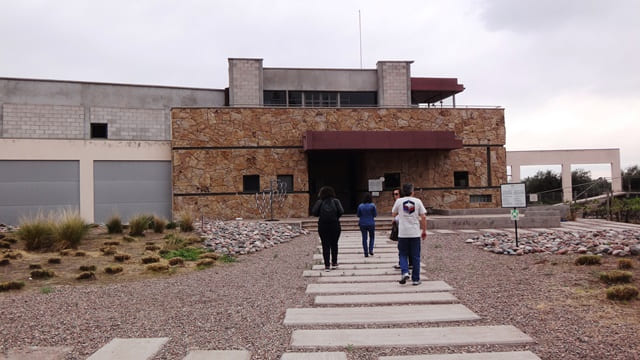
top-left (399, 273), bottom-right (410, 284)
top-left (331, 264), bottom-right (339, 269)
top-left (369, 251), bottom-right (374, 256)
top-left (324, 267), bottom-right (330, 272)
top-left (364, 254), bottom-right (369, 258)
top-left (393, 264), bottom-right (401, 269)
top-left (412, 280), bottom-right (422, 286)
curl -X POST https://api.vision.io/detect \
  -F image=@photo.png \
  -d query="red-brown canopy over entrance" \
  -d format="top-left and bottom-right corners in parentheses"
top-left (303, 131), bottom-right (463, 151)
top-left (411, 77), bottom-right (465, 104)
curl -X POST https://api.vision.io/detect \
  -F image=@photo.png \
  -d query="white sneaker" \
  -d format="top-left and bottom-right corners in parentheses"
top-left (399, 273), bottom-right (410, 284)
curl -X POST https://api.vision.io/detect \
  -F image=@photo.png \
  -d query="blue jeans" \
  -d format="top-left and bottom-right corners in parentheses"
top-left (398, 237), bottom-right (421, 281)
top-left (359, 224), bottom-right (375, 255)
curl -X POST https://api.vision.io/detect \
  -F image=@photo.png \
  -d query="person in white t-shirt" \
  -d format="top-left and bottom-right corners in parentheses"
top-left (391, 183), bottom-right (427, 286)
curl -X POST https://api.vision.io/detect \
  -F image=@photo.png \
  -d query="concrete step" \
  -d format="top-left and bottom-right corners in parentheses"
top-left (313, 255), bottom-right (398, 263)
top-left (87, 338), bottom-right (169, 360)
top-left (334, 247), bottom-right (398, 254)
top-left (281, 353), bottom-right (347, 360)
top-left (314, 292), bottom-right (458, 305)
top-left (290, 325), bottom-right (534, 348)
top-left (1, 346), bottom-right (73, 360)
top-left (183, 350), bottom-right (250, 360)
top-left (306, 281), bottom-right (453, 294)
top-left (311, 263), bottom-right (423, 270)
top-left (378, 351), bottom-right (541, 359)
top-left (316, 275), bottom-right (404, 282)
top-left (304, 268), bottom-right (419, 277)
top-left (284, 304), bottom-right (479, 325)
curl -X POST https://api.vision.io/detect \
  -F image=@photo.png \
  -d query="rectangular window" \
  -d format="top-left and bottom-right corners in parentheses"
top-left (277, 175), bottom-right (293, 192)
top-left (243, 175), bottom-right (260, 193)
top-left (288, 91), bottom-right (303, 107)
top-left (470, 194), bottom-right (492, 203)
top-left (339, 92), bottom-right (377, 107)
top-left (90, 123), bottom-right (108, 139)
top-left (304, 91), bottom-right (338, 107)
top-left (264, 91), bottom-right (286, 106)
top-left (384, 172), bottom-right (401, 190)
top-left (454, 171), bottom-right (469, 188)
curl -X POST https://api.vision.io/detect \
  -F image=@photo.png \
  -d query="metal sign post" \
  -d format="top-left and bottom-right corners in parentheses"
top-left (501, 183), bottom-right (526, 249)
top-left (510, 208), bottom-right (520, 247)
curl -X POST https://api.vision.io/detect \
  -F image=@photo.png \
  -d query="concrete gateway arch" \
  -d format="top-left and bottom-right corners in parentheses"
top-left (506, 149), bottom-right (622, 202)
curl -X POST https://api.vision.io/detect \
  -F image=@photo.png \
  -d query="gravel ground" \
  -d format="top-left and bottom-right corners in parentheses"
top-left (1, 231), bottom-right (639, 359)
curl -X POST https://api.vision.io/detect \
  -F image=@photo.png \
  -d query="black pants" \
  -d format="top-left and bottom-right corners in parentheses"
top-left (318, 221), bottom-right (341, 267)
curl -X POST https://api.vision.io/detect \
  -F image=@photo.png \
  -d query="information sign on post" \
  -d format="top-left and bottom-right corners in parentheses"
top-left (501, 183), bottom-right (527, 247)
top-left (368, 178), bottom-right (383, 192)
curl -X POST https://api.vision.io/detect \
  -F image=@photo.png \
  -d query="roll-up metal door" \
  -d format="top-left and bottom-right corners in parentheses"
top-left (0, 160), bottom-right (80, 225)
top-left (93, 161), bottom-right (171, 224)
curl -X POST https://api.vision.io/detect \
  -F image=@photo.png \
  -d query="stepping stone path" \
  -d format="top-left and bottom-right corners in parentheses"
top-left (284, 231), bottom-right (542, 359)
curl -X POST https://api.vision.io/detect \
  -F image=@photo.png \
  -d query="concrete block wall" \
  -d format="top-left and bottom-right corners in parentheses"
top-left (377, 61), bottom-right (412, 107)
top-left (228, 58), bottom-right (263, 106)
top-left (2, 103), bottom-right (84, 138)
top-left (91, 107), bottom-right (167, 140)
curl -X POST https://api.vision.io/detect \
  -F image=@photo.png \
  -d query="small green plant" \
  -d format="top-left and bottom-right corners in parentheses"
top-left (54, 210), bottom-right (89, 249)
top-left (161, 247), bottom-right (204, 261)
top-left (30, 269), bottom-right (55, 279)
top-left (141, 255), bottom-right (160, 264)
top-left (79, 265), bottom-right (97, 272)
top-left (219, 254), bottom-right (237, 263)
top-left (178, 211), bottom-right (194, 232)
top-left (599, 270), bottom-right (633, 284)
top-left (153, 217), bottom-right (167, 233)
top-left (575, 255), bottom-right (601, 266)
top-left (606, 285), bottom-right (639, 301)
top-left (76, 272), bottom-right (96, 280)
top-left (104, 265), bottom-right (123, 274)
top-left (0, 281), bottom-right (25, 292)
top-left (345, 344), bottom-right (355, 352)
top-left (40, 286), bottom-right (53, 294)
top-left (47, 257), bottom-right (61, 264)
top-left (128, 214), bottom-right (152, 236)
top-left (17, 215), bottom-right (56, 251)
top-left (106, 215), bottom-right (123, 234)
top-left (146, 263), bottom-right (169, 272)
top-left (113, 253), bottom-right (131, 262)
top-left (618, 259), bottom-right (634, 270)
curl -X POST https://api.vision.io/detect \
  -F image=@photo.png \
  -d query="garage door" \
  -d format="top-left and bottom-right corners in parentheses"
top-left (94, 161), bottom-right (171, 224)
top-left (0, 160), bottom-right (80, 225)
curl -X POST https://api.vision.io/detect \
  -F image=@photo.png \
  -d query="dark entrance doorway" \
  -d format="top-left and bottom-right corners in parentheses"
top-left (308, 151), bottom-right (362, 214)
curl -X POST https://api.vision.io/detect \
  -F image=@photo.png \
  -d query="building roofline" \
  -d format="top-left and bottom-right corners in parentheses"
top-left (0, 76), bottom-right (225, 92)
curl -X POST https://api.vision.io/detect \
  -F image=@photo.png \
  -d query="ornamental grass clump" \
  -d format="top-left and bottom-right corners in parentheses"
top-left (128, 214), bottom-right (152, 236)
top-left (178, 211), bottom-right (194, 232)
top-left (575, 255), bottom-right (601, 266)
top-left (105, 216), bottom-right (123, 234)
top-left (152, 217), bottom-right (167, 233)
top-left (618, 259), bottom-right (634, 270)
top-left (17, 215), bottom-right (56, 251)
top-left (599, 270), bottom-right (633, 284)
top-left (163, 233), bottom-right (187, 251)
top-left (606, 285), bottom-right (639, 301)
top-left (54, 210), bottom-right (89, 249)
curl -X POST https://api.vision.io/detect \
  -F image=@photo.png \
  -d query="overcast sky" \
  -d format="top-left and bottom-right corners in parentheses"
top-left (1, 0), bottom-right (638, 179)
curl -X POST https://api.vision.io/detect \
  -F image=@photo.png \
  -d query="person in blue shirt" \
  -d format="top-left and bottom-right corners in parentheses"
top-left (357, 192), bottom-right (377, 257)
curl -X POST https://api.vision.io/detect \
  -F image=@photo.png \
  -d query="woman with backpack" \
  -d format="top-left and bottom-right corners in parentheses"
top-left (311, 186), bottom-right (344, 271)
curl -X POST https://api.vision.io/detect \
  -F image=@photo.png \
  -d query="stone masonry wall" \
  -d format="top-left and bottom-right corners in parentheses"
top-left (91, 107), bottom-right (166, 140)
top-left (2, 103), bottom-right (84, 138)
top-left (172, 107), bottom-right (506, 219)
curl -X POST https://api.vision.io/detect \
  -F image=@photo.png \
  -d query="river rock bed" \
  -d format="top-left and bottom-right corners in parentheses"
top-left (196, 220), bottom-right (309, 255)
top-left (466, 229), bottom-right (640, 256)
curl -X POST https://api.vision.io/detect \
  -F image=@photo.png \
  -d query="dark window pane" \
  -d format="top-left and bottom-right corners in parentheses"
top-left (91, 123), bottom-right (108, 139)
top-left (288, 91), bottom-right (303, 107)
top-left (454, 171), bottom-right (469, 187)
top-left (243, 175), bottom-right (260, 193)
top-left (304, 91), bottom-right (338, 107)
top-left (277, 175), bottom-right (293, 192)
top-left (340, 92), bottom-right (377, 107)
top-left (384, 173), bottom-right (401, 190)
top-left (264, 90), bottom-right (286, 106)
top-left (470, 194), bottom-right (492, 203)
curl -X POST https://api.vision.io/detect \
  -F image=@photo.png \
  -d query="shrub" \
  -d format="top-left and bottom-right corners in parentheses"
top-left (141, 255), bottom-right (160, 264)
top-left (178, 211), bottom-right (194, 232)
top-left (76, 272), bottom-right (96, 280)
top-left (128, 214), bottom-right (152, 236)
top-left (103, 240), bottom-right (120, 246)
top-left (30, 269), bottom-right (55, 279)
top-left (0, 281), bottom-right (25, 292)
top-left (105, 216), bottom-right (123, 234)
top-left (29, 263), bottom-right (42, 269)
top-left (17, 215), bottom-right (56, 251)
top-left (161, 247), bottom-right (204, 261)
top-left (153, 217), bottom-right (167, 233)
top-left (575, 255), bottom-right (601, 266)
top-left (196, 258), bottom-right (215, 268)
top-left (606, 285), bottom-right (639, 301)
top-left (54, 211), bottom-right (89, 249)
top-left (168, 257), bottom-right (184, 266)
top-left (104, 265), bottom-right (123, 274)
top-left (79, 265), bottom-right (96, 272)
top-left (113, 253), bottom-right (131, 262)
top-left (618, 259), bottom-right (634, 270)
top-left (47, 257), bottom-right (61, 264)
top-left (599, 270), bottom-right (633, 284)
top-left (146, 263), bottom-right (169, 272)
top-left (0, 259), bottom-right (9, 266)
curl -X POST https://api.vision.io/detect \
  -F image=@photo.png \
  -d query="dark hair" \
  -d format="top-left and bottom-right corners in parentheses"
top-left (401, 183), bottom-right (414, 197)
top-left (318, 186), bottom-right (336, 200)
top-left (362, 193), bottom-right (372, 203)
top-left (392, 188), bottom-right (401, 197)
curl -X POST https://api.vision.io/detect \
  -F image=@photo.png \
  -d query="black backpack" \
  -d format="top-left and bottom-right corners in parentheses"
top-left (319, 199), bottom-right (339, 222)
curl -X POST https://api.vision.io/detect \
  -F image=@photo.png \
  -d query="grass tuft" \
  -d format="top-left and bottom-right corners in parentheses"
top-left (47, 257), bottom-right (61, 264)
top-left (128, 214), bottom-right (152, 237)
top-left (17, 215), bottom-right (56, 251)
top-left (40, 286), bottom-right (53, 294)
top-left (79, 265), bottom-right (97, 272)
top-left (152, 217), bottom-right (167, 233)
top-left (575, 255), bottom-right (601, 266)
top-left (145, 245), bottom-right (161, 251)
top-left (54, 210), bottom-right (89, 249)
top-left (606, 285), bottom-right (639, 301)
top-left (74, 251), bottom-right (86, 257)
top-left (219, 254), bottom-right (237, 263)
top-left (0, 259), bottom-right (9, 266)
top-left (141, 255), bottom-right (160, 264)
top-left (105, 215), bottom-right (123, 234)
top-left (30, 269), bottom-right (55, 279)
top-left (146, 263), bottom-right (169, 272)
top-left (161, 247), bottom-right (204, 261)
top-left (168, 257), bottom-right (184, 266)
top-left (617, 259), bottom-right (634, 270)
top-left (196, 258), bottom-right (215, 268)
top-left (76, 271), bottom-right (96, 280)
top-left (0, 281), bottom-right (25, 292)
top-left (599, 270), bottom-right (633, 284)
top-left (178, 211), bottom-right (194, 232)
top-left (29, 263), bottom-right (42, 269)
top-left (100, 246), bottom-right (117, 255)
top-left (103, 240), bottom-right (120, 246)
top-left (113, 253), bottom-right (131, 262)
top-left (104, 265), bottom-right (123, 274)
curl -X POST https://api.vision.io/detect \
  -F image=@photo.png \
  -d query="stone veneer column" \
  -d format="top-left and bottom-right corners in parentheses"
top-left (376, 61), bottom-right (413, 107)
top-left (228, 58), bottom-right (263, 106)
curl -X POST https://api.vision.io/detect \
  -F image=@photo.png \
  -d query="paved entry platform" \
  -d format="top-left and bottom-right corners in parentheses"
top-left (281, 352), bottom-right (347, 360)
top-left (291, 325), bottom-right (534, 348)
top-left (284, 304), bottom-right (479, 325)
top-left (183, 350), bottom-right (250, 360)
top-left (316, 275), bottom-right (405, 282)
top-left (314, 292), bottom-right (458, 305)
top-left (379, 351), bottom-right (541, 359)
top-left (306, 281), bottom-right (452, 294)
top-left (87, 338), bottom-right (169, 360)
